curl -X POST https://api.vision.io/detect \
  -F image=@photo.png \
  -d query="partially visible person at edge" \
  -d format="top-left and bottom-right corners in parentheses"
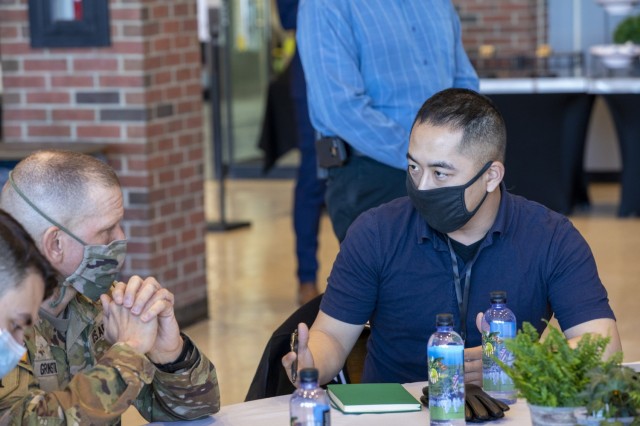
top-left (0, 150), bottom-right (220, 425)
top-left (297, 0), bottom-right (479, 241)
top-left (282, 88), bottom-right (622, 387)
top-left (0, 210), bottom-right (57, 381)
top-left (277, 0), bottom-right (327, 304)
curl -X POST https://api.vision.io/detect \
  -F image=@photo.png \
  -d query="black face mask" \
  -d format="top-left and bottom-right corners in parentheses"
top-left (406, 161), bottom-right (493, 234)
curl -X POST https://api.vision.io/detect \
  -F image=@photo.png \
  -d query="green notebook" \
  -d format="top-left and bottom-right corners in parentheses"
top-left (326, 383), bottom-right (422, 414)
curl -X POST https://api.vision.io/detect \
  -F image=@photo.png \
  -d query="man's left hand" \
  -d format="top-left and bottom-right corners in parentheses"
top-left (464, 346), bottom-right (483, 386)
top-left (111, 276), bottom-right (184, 364)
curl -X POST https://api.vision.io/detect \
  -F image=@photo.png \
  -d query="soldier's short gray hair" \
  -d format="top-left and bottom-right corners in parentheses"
top-left (0, 150), bottom-right (120, 246)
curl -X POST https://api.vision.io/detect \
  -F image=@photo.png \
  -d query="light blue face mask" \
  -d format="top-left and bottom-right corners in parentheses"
top-left (0, 328), bottom-right (26, 379)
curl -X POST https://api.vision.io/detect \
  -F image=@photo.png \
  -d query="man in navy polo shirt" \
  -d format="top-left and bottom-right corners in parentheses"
top-left (283, 88), bottom-right (621, 386)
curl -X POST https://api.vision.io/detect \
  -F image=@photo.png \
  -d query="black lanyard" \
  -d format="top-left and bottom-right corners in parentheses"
top-left (446, 238), bottom-right (476, 342)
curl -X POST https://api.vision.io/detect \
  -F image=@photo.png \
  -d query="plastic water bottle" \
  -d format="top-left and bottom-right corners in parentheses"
top-left (290, 368), bottom-right (331, 426)
top-left (427, 313), bottom-right (465, 426)
top-left (482, 290), bottom-right (517, 404)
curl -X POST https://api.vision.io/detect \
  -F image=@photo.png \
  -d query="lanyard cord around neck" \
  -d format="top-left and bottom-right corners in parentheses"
top-left (446, 237), bottom-right (476, 342)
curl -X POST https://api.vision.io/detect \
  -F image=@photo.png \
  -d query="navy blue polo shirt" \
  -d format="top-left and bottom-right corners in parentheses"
top-left (320, 186), bottom-right (615, 384)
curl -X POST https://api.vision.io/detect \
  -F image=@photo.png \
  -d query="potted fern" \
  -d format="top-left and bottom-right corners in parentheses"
top-left (496, 322), bottom-right (611, 426)
top-left (576, 353), bottom-right (640, 425)
top-left (614, 14), bottom-right (640, 45)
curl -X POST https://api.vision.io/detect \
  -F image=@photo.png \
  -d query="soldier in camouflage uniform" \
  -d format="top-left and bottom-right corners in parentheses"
top-left (0, 150), bottom-right (220, 425)
top-left (0, 210), bottom-right (57, 380)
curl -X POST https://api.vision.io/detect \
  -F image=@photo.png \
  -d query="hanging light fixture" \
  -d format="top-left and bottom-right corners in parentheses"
top-left (596, 0), bottom-right (639, 15)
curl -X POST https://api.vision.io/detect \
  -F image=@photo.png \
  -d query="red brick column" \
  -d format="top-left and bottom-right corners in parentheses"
top-left (455, 0), bottom-right (548, 77)
top-left (0, 0), bottom-right (208, 325)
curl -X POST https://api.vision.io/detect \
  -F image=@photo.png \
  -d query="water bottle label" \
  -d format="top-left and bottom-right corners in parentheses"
top-left (290, 404), bottom-right (330, 426)
top-left (315, 404), bottom-right (330, 425)
top-left (427, 345), bottom-right (465, 421)
top-left (482, 321), bottom-right (516, 393)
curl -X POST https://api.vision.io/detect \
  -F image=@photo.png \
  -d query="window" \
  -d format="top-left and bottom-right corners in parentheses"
top-left (29, 0), bottom-right (110, 48)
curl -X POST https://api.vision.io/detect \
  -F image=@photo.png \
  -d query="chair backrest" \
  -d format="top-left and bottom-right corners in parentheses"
top-left (244, 294), bottom-right (371, 401)
top-left (343, 325), bottom-right (370, 384)
top-left (245, 294), bottom-right (324, 401)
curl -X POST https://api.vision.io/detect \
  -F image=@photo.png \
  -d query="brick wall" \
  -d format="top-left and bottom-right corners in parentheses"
top-left (455, 0), bottom-right (548, 77)
top-left (0, 0), bottom-right (208, 325)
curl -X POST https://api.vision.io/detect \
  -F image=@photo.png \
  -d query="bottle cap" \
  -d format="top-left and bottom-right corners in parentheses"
top-left (435, 313), bottom-right (454, 326)
top-left (490, 291), bottom-right (507, 303)
top-left (299, 368), bottom-right (319, 383)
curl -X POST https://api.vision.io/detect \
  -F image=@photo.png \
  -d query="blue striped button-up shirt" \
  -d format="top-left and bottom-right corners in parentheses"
top-left (297, 0), bottom-right (479, 169)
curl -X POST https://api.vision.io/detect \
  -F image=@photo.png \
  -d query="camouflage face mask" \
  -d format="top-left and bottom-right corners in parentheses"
top-left (63, 238), bottom-right (127, 301)
top-left (8, 171), bottom-right (127, 302)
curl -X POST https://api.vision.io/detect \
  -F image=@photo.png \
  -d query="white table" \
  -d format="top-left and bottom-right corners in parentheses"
top-left (480, 77), bottom-right (589, 94)
top-left (480, 77), bottom-right (640, 216)
top-left (147, 382), bottom-right (533, 425)
top-left (147, 364), bottom-right (640, 425)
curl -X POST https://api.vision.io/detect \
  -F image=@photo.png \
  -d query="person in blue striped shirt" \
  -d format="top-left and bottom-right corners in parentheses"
top-left (297, 0), bottom-right (479, 241)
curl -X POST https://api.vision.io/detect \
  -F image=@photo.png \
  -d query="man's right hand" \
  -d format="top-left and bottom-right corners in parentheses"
top-left (282, 322), bottom-right (316, 384)
top-left (101, 295), bottom-right (158, 355)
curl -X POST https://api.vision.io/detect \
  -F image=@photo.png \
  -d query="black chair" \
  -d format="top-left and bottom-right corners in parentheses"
top-left (244, 294), bottom-right (370, 401)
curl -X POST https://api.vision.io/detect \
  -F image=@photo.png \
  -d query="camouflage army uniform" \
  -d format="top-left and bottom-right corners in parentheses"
top-left (0, 294), bottom-right (220, 425)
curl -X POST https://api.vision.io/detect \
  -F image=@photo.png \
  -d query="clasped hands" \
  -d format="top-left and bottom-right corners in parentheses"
top-left (100, 275), bottom-right (184, 365)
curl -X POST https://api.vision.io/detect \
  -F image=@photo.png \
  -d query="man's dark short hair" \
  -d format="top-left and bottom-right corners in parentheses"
top-left (412, 88), bottom-right (507, 164)
top-left (0, 209), bottom-right (57, 300)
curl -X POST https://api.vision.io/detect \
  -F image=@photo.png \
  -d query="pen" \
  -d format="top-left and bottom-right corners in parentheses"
top-left (290, 329), bottom-right (298, 383)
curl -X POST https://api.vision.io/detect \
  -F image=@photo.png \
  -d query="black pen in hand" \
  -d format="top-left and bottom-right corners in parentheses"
top-left (290, 329), bottom-right (299, 383)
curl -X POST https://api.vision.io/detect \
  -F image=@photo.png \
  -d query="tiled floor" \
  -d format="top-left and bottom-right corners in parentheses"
top-left (123, 180), bottom-right (640, 424)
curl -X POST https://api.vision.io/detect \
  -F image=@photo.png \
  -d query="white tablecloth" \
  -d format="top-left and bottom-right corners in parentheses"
top-left (147, 382), bottom-right (533, 425)
top-left (147, 364), bottom-right (640, 425)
